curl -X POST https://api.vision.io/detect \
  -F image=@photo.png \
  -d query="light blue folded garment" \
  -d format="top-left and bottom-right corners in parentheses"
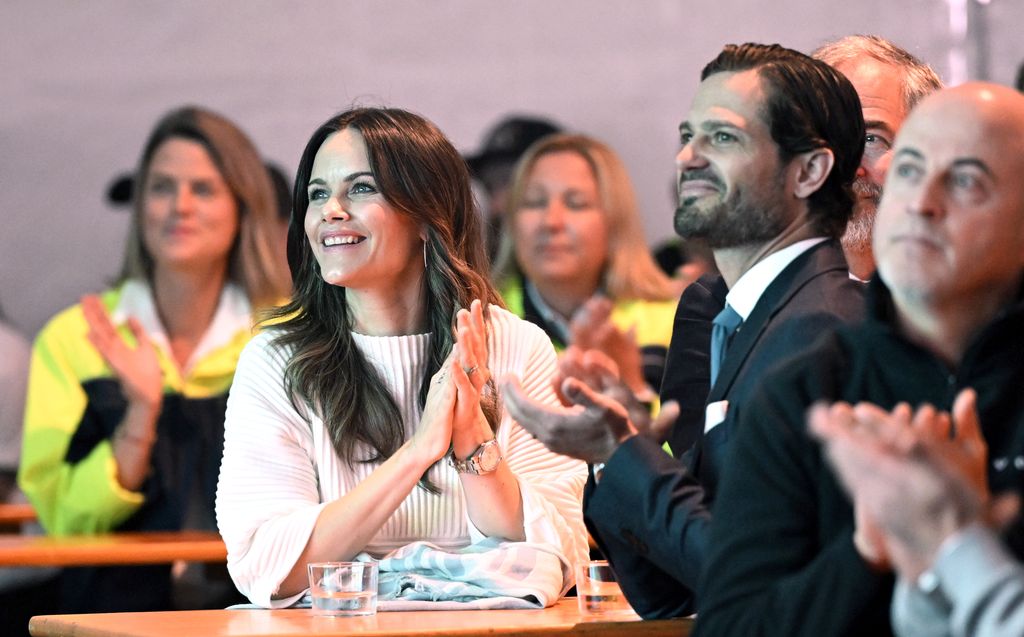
top-left (229, 538), bottom-right (570, 611)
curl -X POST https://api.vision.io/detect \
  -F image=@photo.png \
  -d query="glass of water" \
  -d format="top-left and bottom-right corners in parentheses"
top-left (307, 561), bottom-right (378, 616)
top-left (575, 560), bottom-right (638, 618)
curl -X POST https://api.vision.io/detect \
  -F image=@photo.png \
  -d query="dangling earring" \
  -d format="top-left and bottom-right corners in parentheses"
top-left (422, 240), bottom-right (428, 269)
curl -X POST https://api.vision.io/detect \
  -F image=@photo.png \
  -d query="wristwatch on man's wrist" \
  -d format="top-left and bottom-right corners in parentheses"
top-left (449, 439), bottom-right (502, 475)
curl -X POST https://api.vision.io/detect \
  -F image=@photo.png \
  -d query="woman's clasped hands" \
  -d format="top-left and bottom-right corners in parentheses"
top-left (410, 299), bottom-right (494, 466)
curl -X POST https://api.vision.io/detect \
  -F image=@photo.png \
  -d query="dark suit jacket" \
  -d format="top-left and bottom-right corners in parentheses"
top-left (583, 239), bottom-right (865, 618)
top-left (662, 274), bottom-right (727, 456)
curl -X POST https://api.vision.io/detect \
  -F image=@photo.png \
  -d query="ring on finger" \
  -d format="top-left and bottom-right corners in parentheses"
top-left (463, 365), bottom-right (478, 376)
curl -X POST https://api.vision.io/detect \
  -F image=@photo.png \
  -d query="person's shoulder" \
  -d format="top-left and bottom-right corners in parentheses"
top-left (755, 328), bottom-right (852, 418)
top-left (0, 321), bottom-right (30, 357)
top-left (486, 305), bottom-right (553, 351)
top-left (774, 325), bottom-right (849, 374)
top-left (36, 286), bottom-right (121, 345)
top-left (799, 242), bottom-right (865, 295)
top-left (727, 337), bottom-right (844, 458)
top-left (612, 296), bottom-right (679, 317)
top-left (488, 303), bottom-right (540, 333)
top-left (794, 269), bottom-right (866, 322)
top-left (761, 278), bottom-right (863, 372)
top-left (688, 272), bottom-right (727, 296)
top-left (610, 297), bottom-right (677, 346)
top-left (237, 328), bottom-right (293, 373)
top-left (497, 277), bottom-right (526, 318)
top-left (242, 328), bottom-right (287, 354)
top-left (674, 274), bottom-right (726, 323)
top-left (0, 322), bottom-right (31, 389)
top-left (773, 244), bottom-right (865, 322)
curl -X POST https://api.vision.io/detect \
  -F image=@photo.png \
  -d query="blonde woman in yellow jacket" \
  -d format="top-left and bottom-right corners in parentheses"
top-left (494, 134), bottom-right (681, 400)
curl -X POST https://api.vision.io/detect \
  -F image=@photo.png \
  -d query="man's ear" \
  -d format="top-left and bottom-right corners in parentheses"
top-left (791, 148), bottom-right (835, 200)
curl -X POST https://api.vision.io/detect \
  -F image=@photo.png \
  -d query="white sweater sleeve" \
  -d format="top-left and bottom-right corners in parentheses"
top-left (486, 311), bottom-right (589, 577)
top-left (215, 333), bottom-right (325, 608)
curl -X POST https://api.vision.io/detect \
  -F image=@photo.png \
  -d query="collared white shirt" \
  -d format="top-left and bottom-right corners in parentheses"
top-left (725, 237), bottom-right (829, 321)
top-left (111, 278), bottom-right (252, 376)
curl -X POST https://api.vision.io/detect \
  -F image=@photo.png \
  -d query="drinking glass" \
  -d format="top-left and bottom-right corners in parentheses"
top-left (575, 560), bottom-right (638, 618)
top-left (307, 561), bottom-right (378, 616)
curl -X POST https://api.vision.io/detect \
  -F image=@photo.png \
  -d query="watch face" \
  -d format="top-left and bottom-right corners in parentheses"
top-left (478, 441), bottom-right (501, 472)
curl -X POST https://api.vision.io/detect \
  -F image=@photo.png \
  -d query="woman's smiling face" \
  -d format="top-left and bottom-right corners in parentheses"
top-left (304, 127), bottom-right (425, 292)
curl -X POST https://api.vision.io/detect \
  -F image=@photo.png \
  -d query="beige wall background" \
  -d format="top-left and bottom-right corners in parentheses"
top-left (2, 0), bottom-right (1021, 336)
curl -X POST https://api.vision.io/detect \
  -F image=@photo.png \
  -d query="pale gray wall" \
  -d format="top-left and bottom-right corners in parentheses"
top-left (3, 0), bottom-right (1021, 336)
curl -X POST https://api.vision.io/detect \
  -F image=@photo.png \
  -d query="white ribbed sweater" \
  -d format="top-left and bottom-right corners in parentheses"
top-left (215, 307), bottom-right (588, 608)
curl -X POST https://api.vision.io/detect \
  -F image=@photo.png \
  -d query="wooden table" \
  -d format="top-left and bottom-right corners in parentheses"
top-left (0, 502), bottom-right (37, 526)
top-left (29, 599), bottom-right (691, 636)
top-left (0, 530), bottom-right (227, 567)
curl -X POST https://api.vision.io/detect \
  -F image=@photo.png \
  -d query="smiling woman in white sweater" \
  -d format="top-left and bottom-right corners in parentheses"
top-left (215, 107), bottom-right (588, 608)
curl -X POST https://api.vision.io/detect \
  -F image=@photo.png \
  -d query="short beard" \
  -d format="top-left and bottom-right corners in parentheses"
top-left (842, 178), bottom-right (881, 253)
top-left (674, 174), bottom-right (788, 249)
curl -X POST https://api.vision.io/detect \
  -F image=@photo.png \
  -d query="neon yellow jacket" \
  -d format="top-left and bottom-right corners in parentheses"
top-left (18, 281), bottom-right (255, 535)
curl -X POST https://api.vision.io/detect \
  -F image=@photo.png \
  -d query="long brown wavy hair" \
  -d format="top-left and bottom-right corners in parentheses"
top-left (266, 108), bottom-right (503, 487)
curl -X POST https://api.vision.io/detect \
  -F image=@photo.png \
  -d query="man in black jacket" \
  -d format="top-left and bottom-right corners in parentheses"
top-left (503, 42), bottom-right (866, 616)
top-left (666, 36), bottom-right (943, 458)
top-left (696, 82), bottom-right (1024, 636)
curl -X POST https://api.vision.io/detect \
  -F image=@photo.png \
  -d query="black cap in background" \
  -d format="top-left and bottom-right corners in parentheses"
top-left (107, 173), bottom-right (134, 206)
top-left (465, 116), bottom-right (561, 176)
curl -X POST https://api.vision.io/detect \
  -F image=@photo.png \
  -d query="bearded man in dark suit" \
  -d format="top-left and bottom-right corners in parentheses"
top-left (503, 42), bottom-right (866, 618)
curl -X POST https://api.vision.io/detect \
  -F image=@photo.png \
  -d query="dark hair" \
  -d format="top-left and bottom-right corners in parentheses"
top-left (267, 108), bottom-right (502, 487)
top-left (466, 115), bottom-right (562, 178)
top-left (701, 43), bottom-right (865, 238)
top-left (119, 106), bottom-right (290, 307)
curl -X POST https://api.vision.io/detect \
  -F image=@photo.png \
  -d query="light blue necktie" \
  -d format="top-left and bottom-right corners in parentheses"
top-left (710, 304), bottom-right (742, 387)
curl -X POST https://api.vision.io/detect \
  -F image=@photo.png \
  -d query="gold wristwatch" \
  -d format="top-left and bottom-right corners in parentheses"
top-left (449, 439), bottom-right (502, 475)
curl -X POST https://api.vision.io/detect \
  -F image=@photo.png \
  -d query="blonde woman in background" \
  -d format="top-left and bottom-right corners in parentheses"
top-left (18, 106), bottom-right (290, 614)
top-left (494, 134), bottom-right (682, 401)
